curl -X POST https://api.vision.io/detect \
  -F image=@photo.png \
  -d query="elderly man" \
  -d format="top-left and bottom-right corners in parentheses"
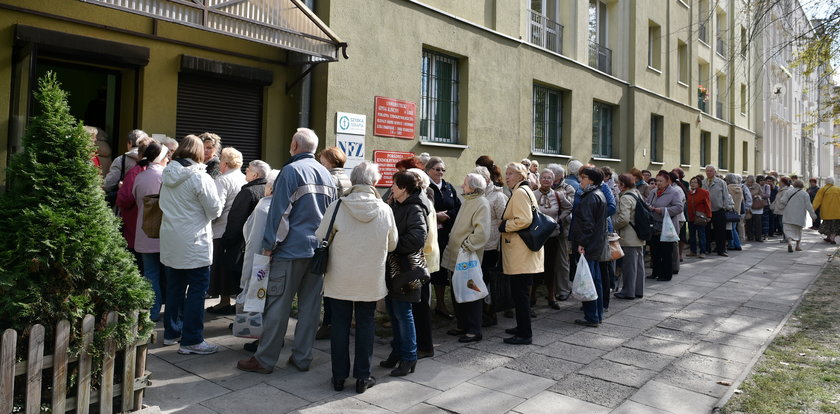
top-left (546, 163), bottom-right (575, 301)
top-left (565, 160), bottom-right (583, 194)
top-left (237, 128), bottom-right (336, 374)
top-left (702, 165), bottom-right (734, 256)
top-left (104, 129), bottom-right (148, 193)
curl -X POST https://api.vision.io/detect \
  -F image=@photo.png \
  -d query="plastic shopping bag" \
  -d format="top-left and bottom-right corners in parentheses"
top-left (243, 253), bottom-right (270, 312)
top-left (571, 255), bottom-right (598, 302)
top-left (232, 303), bottom-right (263, 339)
top-left (452, 249), bottom-right (488, 303)
top-left (660, 215), bottom-right (680, 242)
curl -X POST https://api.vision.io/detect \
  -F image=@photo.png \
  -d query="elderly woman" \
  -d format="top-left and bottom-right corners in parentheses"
top-left (725, 173), bottom-right (745, 251)
top-left (771, 177), bottom-right (791, 241)
top-left (424, 157), bottom-right (460, 319)
top-left (813, 177), bottom-right (840, 244)
top-left (207, 147), bottom-right (247, 314)
top-left (199, 132), bottom-right (222, 179)
top-left (406, 167), bottom-right (438, 360)
top-left (380, 171), bottom-right (428, 376)
top-left (131, 142), bottom-right (169, 321)
top-left (687, 176), bottom-right (712, 258)
top-left (778, 179), bottom-right (817, 253)
top-left (646, 171), bottom-right (684, 282)
top-left (440, 173), bottom-right (491, 342)
top-left (473, 166), bottom-right (508, 326)
top-left (745, 175), bottom-right (766, 242)
top-left (499, 162), bottom-right (544, 344)
top-left (159, 135), bottom-right (223, 355)
top-left (614, 173), bottom-right (645, 300)
top-left (569, 167), bottom-right (607, 327)
top-left (315, 162), bottom-right (397, 393)
top-left (531, 169), bottom-right (572, 309)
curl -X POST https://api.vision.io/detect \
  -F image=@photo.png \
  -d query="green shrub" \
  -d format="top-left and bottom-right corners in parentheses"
top-left (0, 72), bottom-right (153, 360)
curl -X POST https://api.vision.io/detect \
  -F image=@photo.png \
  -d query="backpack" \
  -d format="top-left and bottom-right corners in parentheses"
top-left (625, 193), bottom-right (654, 241)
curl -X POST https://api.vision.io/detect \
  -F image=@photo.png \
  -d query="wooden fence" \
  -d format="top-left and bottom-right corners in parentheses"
top-left (0, 311), bottom-right (152, 413)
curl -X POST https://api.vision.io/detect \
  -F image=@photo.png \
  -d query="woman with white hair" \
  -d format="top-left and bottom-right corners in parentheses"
top-left (531, 168), bottom-right (573, 310)
top-left (317, 162), bottom-right (398, 393)
top-left (473, 166), bottom-right (508, 326)
top-left (725, 173), bottom-right (745, 251)
top-left (778, 179), bottom-right (816, 252)
top-left (440, 173), bottom-right (491, 343)
top-left (521, 159), bottom-right (538, 190)
top-left (813, 177), bottom-right (840, 244)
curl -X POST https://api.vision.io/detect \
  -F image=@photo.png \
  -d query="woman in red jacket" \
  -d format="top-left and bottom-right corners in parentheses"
top-left (686, 175), bottom-right (712, 258)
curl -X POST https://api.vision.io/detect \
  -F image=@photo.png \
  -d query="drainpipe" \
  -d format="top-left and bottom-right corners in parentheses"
top-left (298, 0), bottom-right (315, 129)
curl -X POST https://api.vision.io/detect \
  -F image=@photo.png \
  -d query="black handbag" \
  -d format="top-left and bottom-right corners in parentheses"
top-left (724, 210), bottom-right (741, 223)
top-left (516, 187), bottom-right (558, 251)
top-left (309, 200), bottom-right (341, 274)
top-left (387, 250), bottom-right (430, 294)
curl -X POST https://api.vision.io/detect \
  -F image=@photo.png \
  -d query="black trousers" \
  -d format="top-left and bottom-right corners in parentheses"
top-left (649, 239), bottom-right (675, 280)
top-left (508, 274), bottom-right (534, 338)
top-left (453, 296), bottom-right (483, 335)
top-left (412, 282), bottom-right (433, 353)
top-left (711, 210), bottom-right (728, 254)
top-left (599, 261), bottom-right (612, 309)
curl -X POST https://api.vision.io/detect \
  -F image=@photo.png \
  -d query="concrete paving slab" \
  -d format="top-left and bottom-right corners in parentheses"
top-left (702, 330), bottom-right (768, 350)
top-left (200, 383), bottom-right (308, 414)
top-left (401, 358), bottom-right (480, 391)
top-left (622, 335), bottom-right (692, 357)
top-left (512, 391), bottom-right (610, 414)
top-left (426, 382), bottom-right (524, 414)
top-left (265, 365), bottom-right (342, 403)
top-left (657, 365), bottom-right (734, 398)
top-left (533, 340), bottom-right (607, 364)
top-left (688, 341), bottom-right (760, 364)
top-left (577, 359), bottom-right (658, 388)
top-left (610, 399), bottom-right (673, 414)
top-left (642, 327), bottom-right (702, 344)
top-left (175, 348), bottom-right (252, 382)
top-left (466, 337), bottom-right (541, 358)
top-left (432, 346), bottom-right (513, 373)
top-left (559, 331), bottom-right (627, 350)
top-left (354, 378), bottom-right (441, 412)
top-left (672, 353), bottom-right (747, 378)
top-left (593, 323), bottom-right (644, 340)
top-left (292, 396), bottom-right (390, 414)
top-left (165, 405), bottom-right (219, 414)
top-left (504, 352), bottom-right (582, 380)
top-left (399, 403), bottom-right (450, 414)
top-left (468, 367), bottom-right (555, 398)
top-left (549, 373), bottom-right (636, 408)
top-left (144, 356), bottom-right (230, 412)
top-left (629, 380), bottom-right (718, 414)
top-left (601, 314), bottom-right (662, 330)
top-left (602, 347), bottom-right (676, 371)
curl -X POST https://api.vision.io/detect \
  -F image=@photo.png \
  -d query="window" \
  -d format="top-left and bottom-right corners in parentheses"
top-left (420, 50), bottom-right (459, 143)
top-left (716, 73), bottom-right (726, 120)
top-left (533, 84), bottom-right (564, 154)
top-left (698, 0), bottom-right (709, 43)
top-left (592, 101), bottom-right (614, 158)
top-left (678, 41), bottom-right (688, 84)
top-left (650, 114), bottom-right (664, 162)
top-left (648, 22), bottom-right (662, 70)
top-left (680, 122), bottom-right (690, 165)
top-left (700, 130), bottom-right (711, 166)
top-left (588, 0), bottom-right (611, 74)
top-left (718, 135), bottom-right (728, 170)
top-left (740, 25), bottom-right (747, 57)
top-left (742, 141), bottom-right (749, 171)
top-left (740, 83), bottom-right (747, 115)
top-left (528, 0), bottom-right (562, 53)
top-left (715, 11), bottom-right (726, 57)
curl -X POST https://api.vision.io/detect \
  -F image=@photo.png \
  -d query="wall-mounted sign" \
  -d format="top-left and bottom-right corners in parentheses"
top-left (374, 96), bottom-right (416, 140)
top-left (336, 133), bottom-right (365, 173)
top-left (373, 150), bottom-right (415, 187)
top-left (336, 112), bottom-right (366, 135)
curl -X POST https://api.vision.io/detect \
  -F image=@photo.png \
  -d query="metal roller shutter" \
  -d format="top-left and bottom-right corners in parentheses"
top-left (176, 73), bottom-right (263, 168)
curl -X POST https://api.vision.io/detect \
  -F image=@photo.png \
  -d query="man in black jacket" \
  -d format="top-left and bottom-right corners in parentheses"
top-left (569, 167), bottom-right (607, 327)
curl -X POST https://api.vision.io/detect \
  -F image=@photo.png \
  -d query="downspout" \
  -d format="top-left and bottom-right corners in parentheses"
top-left (298, 0), bottom-right (315, 128)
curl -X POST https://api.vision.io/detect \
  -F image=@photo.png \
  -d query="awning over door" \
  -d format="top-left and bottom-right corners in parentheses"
top-left (80, 0), bottom-right (346, 62)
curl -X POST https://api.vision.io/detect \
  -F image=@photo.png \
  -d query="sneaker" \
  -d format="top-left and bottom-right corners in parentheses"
top-left (162, 337), bottom-right (180, 346)
top-left (178, 341), bottom-right (219, 355)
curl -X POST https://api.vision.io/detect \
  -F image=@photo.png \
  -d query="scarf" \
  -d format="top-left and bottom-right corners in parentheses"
top-left (538, 188), bottom-right (552, 209)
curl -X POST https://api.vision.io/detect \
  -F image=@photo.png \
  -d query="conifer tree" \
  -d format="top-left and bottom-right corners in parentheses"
top-left (0, 72), bottom-right (153, 352)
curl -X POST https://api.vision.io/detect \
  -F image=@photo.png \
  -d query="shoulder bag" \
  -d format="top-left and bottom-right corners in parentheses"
top-left (309, 200), bottom-right (342, 274)
top-left (516, 187), bottom-right (558, 252)
top-left (141, 183), bottom-right (163, 238)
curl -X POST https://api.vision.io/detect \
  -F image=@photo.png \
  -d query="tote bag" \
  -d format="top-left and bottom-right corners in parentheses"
top-left (660, 215), bottom-right (680, 242)
top-left (571, 255), bottom-right (598, 301)
top-left (141, 194), bottom-right (163, 238)
top-left (243, 254), bottom-right (270, 312)
top-left (452, 249), bottom-right (488, 303)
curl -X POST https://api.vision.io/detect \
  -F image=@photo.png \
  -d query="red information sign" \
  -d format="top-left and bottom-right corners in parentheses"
top-left (374, 96), bottom-right (416, 139)
top-left (373, 150), bottom-right (415, 187)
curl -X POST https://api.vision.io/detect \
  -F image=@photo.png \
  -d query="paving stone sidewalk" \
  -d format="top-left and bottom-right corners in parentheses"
top-left (144, 230), bottom-right (836, 414)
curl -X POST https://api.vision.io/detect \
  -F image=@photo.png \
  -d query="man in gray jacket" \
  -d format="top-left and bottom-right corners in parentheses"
top-left (702, 165), bottom-right (734, 256)
top-left (237, 128), bottom-right (336, 374)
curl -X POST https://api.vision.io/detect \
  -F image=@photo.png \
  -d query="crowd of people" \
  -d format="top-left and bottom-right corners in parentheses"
top-left (92, 126), bottom-right (835, 395)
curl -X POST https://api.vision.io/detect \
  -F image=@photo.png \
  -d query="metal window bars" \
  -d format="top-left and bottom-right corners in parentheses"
top-left (532, 85), bottom-right (563, 154)
top-left (698, 22), bottom-right (708, 44)
top-left (588, 41), bottom-right (612, 75)
top-left (528, 10), bottom-right (563, 54)
top-left (420, 51), bottom-right (459, 144)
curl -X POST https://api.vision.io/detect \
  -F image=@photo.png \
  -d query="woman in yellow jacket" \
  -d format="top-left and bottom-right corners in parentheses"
top-left (813, 177), bottom-right (840, 244)
top-left (498, 162), bottom-right (544, 345)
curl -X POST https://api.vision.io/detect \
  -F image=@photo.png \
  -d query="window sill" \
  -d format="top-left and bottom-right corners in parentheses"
top-left (419, 141), bottom-right (469, 149)
top-left (677, 81), bottom-right (688, 88)
top-left (680, 164), bottom-right (692, 168)
top-left (647, 66), bottom-right (662, 75)
top-left (592, 157), bottom-right (621, 163)
top-left (715, 51), bottom-right (727, 59)
top-left (531, 152), bottom-right (571, 159)
top-left (651, 161), bottom-right (664, 165)
top-left (677, 0), bottom-right (689, 8)
top-left (699, 39), bottom-right (709, 47)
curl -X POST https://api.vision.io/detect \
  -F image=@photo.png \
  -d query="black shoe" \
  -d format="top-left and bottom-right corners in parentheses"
top-left (505, 327), bottom-right (519, 335)
top-left (574, 319), bottom-right (600, 328)
top-left (548, 301), bottom-right (561, 310)
top-left (434, 309), bottom-right (454, 319)
top-left (206, 305), bottom-right (234, 315)
top-left (416, 350), bottom-right (434, 359)
top-left (613, 293), bottom-right (635, 300)
top-left (379, 354), bottom-right (400, 368)
top-left (503, 336), bottom-right (532, 345)
top-left (502, 310), bottom-right (514, 318)
top-left (718, 252), bottom-right (729, 257)
top-left (459, 334), bottom-right (482, 343)
top-left (655, 277), bottom-right (672, 281)
top-left (646, 274), bottom-right (658, 279)
top-left (315, 324), bottom-right (330, 340)
top-left (482, 316), bottom-right (498, 327)
top-left (390, 360), bottom-right (417, 377)
top-left (529, 309), bottom-right (537, 318)
top-left (556, 293), bottom-right (570, 301)
top-left (635, 295), bottom-right (644, 299)
top-left (243, 339), bottom-right (259, 353)
top-left (446, 328), bottom-right (466, 336)
top-left (355, 376), bottom-right (375, 393)
top-left (332, 377), bottom-right (345, 391)
top-left (287, 356), bottom-right (309, 372)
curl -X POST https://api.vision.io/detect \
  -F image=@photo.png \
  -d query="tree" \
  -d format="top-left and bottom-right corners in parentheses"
top-left (0, 72), bottom-right (153, 358)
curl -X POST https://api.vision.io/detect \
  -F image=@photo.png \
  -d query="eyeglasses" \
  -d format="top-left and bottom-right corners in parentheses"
top-left (434, 168), bottom-right (446, 172)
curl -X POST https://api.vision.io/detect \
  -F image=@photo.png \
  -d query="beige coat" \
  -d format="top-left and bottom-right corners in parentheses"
top-left (441, 193), bottom-right (490, 271)
top-left (614, 188), bottom-right (645, 247)
top-left (500, 183), bottom-right (544, 275)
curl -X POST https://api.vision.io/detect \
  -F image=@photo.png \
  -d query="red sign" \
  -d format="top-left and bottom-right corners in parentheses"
top-left (374, 96), bottom-right (416, 139)
top-left (373, 150), bottom-right (415, 187)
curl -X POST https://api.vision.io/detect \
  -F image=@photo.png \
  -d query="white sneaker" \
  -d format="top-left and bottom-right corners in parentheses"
top-left (178, 341), bottom-right (219, 355)
top-left (162, 337), bottom-right (180, 346)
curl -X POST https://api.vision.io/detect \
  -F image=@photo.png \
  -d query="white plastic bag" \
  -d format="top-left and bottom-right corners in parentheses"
top-left (243, 254), bottom-right (270, 312)
top-left (452, 249), bottom-right (488, 303)
top-left (571, 255), bottom-right (598, 302)
top-left (232, 303), bottom-right (263, 338)
top-left (660, 215), bottom-right (680, 242)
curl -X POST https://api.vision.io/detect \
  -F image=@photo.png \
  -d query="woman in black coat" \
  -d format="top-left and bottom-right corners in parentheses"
top-left (569, 167), bottom-right (607, 328)
top-left (424, 157), bottom-right (460, 318)
top-left (380, 171), bottom-right (429, 377)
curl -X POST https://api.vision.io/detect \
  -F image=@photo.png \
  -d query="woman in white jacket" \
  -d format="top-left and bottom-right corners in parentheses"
top-left (779, 179), bottom-right (817, 253)
top-left (159, 135), bottom-right (223, 355)
top-left (315, 162), bottom-right (398, 394)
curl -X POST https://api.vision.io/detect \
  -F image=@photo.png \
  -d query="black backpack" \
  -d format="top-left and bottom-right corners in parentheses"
top-left (626, 193), bottom-right (654, 241)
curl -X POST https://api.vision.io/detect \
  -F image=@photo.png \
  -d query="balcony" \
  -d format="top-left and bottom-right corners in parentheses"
top-left (589, 41), bottom-right (612, 75)
top-left (527, 10), bottom-right (563, 54)
top-left (698, 99), bottom-right (708, 113)
top-left (716, 36), bottom-right (727, 57)
top-left (699, 22), bottom-right (708, 44)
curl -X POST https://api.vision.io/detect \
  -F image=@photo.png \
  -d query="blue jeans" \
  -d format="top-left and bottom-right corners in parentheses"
top-left (581, 258), bottom-right (603, 323)
top-left (329, 298), bottom-right (375, 380)
top-left (729, 225), bottom-right (742, 249)
top-left (142, 253), bottom-right (163, 321)
top-left (688, 223), bottom-right (709, 254)
top-left (163, 266), bottom-right (210, 346)
top-left (386, 297), bottom-right (417, 361)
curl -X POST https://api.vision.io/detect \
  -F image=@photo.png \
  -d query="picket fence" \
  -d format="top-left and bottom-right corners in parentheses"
top-left (0, 311), bottom-right (152, 413)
